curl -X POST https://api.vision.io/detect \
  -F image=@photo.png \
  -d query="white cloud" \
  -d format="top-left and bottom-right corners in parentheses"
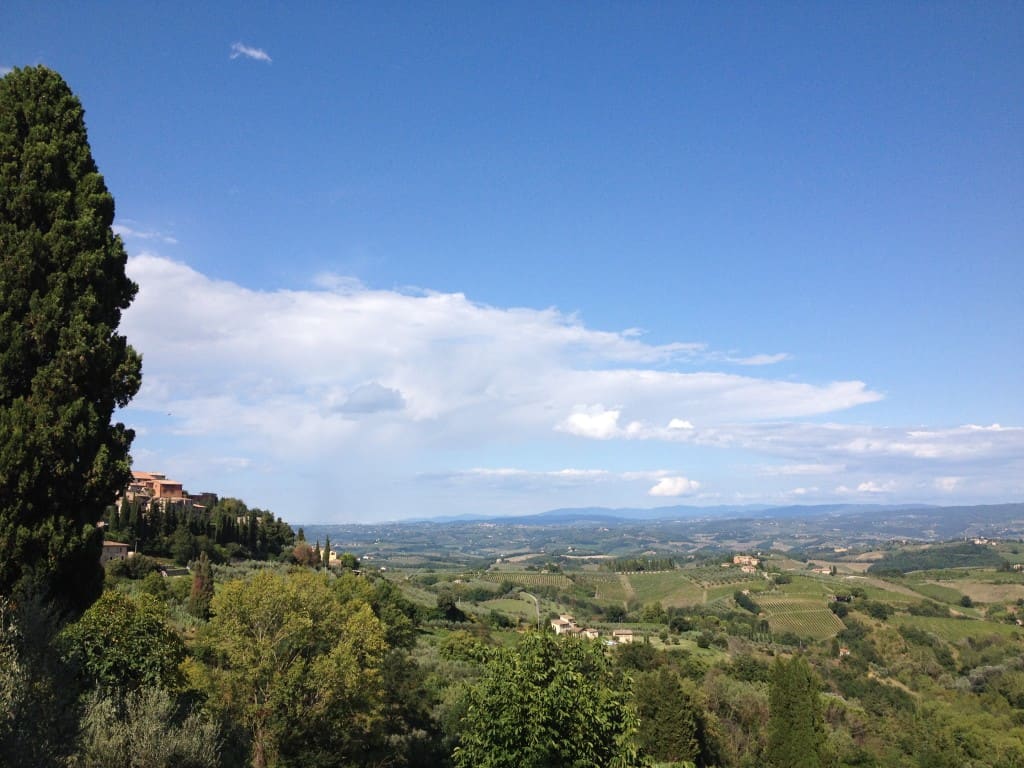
top-left (935, 476), bottom-right (961, 492)
top-left (649, 477), bottom-right (701, 497)
top-left (726, 352), bottom-right (791, 366)
top-left (855, 480), bottom-right (898, 493)
top-left (668, 418), bottom-right (695, 430)
top-left (789, 486), bottom-right (817, 496)
top-left (116, 255), bottom-right (1024, 518)
top-left (558, 406), bottom-right (622, 440)
top-left (113, 222), bottom-right (178, 245)
top-left (124, 255), bottom-right (877, 458)
top-left (0, 66), bottom-right (12, 76)
top-left (230, 42), bottom-right (272, 63)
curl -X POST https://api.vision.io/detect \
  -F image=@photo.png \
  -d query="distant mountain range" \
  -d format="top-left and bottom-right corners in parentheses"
top-left (416, 502), bottom-right (943, 526)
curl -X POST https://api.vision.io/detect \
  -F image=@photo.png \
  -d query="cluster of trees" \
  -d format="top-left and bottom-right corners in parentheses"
top-left (105, 498), bottom-right (295, 564)
top-left (606, 556), bottom-right (677, 572)
top-left (867, 542), bottom-right (1006, 574)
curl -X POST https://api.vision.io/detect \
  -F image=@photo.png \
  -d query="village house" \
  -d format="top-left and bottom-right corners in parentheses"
top-left (550, 614), bottom-right (601, 640)
top-left (119, 470), bottom-right (195, 513)
top-left (100, 540), bottom-right (131, 563)
top-left (733, 554), bottom-right (759, 567)
top-left (611, 628), bottom-right (634, 644)
top-left (551, 614), bottom-right (579, 635)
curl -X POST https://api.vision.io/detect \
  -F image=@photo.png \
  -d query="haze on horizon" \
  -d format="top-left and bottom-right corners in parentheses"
top-left (3, 3), bottom-right (1021, 522)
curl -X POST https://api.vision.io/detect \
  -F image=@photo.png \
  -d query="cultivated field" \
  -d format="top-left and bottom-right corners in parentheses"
top-left (766, 609), bottom-right (846, 640)
top-left (481, 571), bottom-right (574, 590)
top-left (627, 572), bottom-right (704, 607)
top-left (896, 615), bottom-right (1023, 642)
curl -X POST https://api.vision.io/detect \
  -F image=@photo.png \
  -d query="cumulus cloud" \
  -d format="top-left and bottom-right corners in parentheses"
top-left (836, 480), bottom-right (899, 495)
top-left (649, 477), bottom-right (701, 497)
top-left (230, 42), bottom-right (272, 62)
top-left (116, 255), bottom-right (1023, 517)
top-left (558, 406), bottom-right (622, 439)
top-left (124, 255), bottom-right (867, 457)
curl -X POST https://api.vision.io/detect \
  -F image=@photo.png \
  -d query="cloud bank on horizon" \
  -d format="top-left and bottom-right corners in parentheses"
top-left (119, 254), bottom-right (1024, 521)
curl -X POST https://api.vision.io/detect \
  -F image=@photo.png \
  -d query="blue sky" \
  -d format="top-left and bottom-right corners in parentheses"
top-left (3, 3), bottom-right (1022, 522)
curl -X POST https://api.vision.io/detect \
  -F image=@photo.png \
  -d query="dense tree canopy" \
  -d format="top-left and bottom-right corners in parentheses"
top-left (61, 590), bottom-right (184, 691)
top-left (0, 66), bottom-right (141, 613)
top-left (190, 570), bottom-right (388, 768)
top-left (767, 655), bottom-right (832, 768)
top-left (454, 631), bottom-right (640, 768)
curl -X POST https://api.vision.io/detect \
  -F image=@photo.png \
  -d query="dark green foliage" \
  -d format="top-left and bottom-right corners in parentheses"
top-left (0, 596), bottom-right (82, 767)
top-left (615, 640), bottom-right (660, 672)
top-left (635, 668), bottom-right (724, 767)
top-left (105, 553), bottom-right (159, 580)
top-left (105, 497), bottom-right (294, 563)
top-left (336, 551), bottom-right (360, 570)
top-left (0, 66), bottom-right (141, 614)
top-left (187, 551), bottom-right (214, 620)
top-left (767, 656), bottom-right (832, 768)
top-left (453, 631), bottom-right (640, 768)
top-left (607, 556), bottom-right (676, 572)
top-left (867, 542), bottom-right (1005, 574)
top-left (861, 600), bottom-right (894, 621)
top-left (60, 590), bottom-right (184, 690)
top-left (436, 590), bottom-right (467, 622)
top-left (372, 648), bottom-right (449, 768)
top-left (906, 599), bottom-right (950, 617)
top-left (734, 590), bottom-right (760, 614)
top-left (729, 653), bottom-right (771, 683)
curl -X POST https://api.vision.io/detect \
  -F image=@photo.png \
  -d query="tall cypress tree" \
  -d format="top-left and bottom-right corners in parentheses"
top-left (767, 655), bottom-right (832, 768)
top-left (188, 551), bottom-right (214, 620)
top-left (0, 67), bottom-right (142, 614)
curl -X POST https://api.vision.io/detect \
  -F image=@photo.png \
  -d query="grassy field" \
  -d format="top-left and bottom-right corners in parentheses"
top-left (846, 580), bottom-right (921, 604)
top-left (954, 581), bottom-right (1024, 603)
top-left (896, 615), bottom-right (1023, 642)
top-left (627, 572), bottom-right (705, 607)
top-left (706, 581), bottom-right (763, 602)
top-left (477, 597), bottom-right (538, 619)
top-left (582, 575), bottom-right (628, 603)
top-left (779, 575), bottom-right (835, 596)
top-left (906, 581), bottom-right (965, 604)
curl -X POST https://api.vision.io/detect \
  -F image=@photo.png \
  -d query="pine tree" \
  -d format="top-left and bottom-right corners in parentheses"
top-left (0, 67), bottom-right (141, 613)
top-left (323, 535), bottom-right (331, 568)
